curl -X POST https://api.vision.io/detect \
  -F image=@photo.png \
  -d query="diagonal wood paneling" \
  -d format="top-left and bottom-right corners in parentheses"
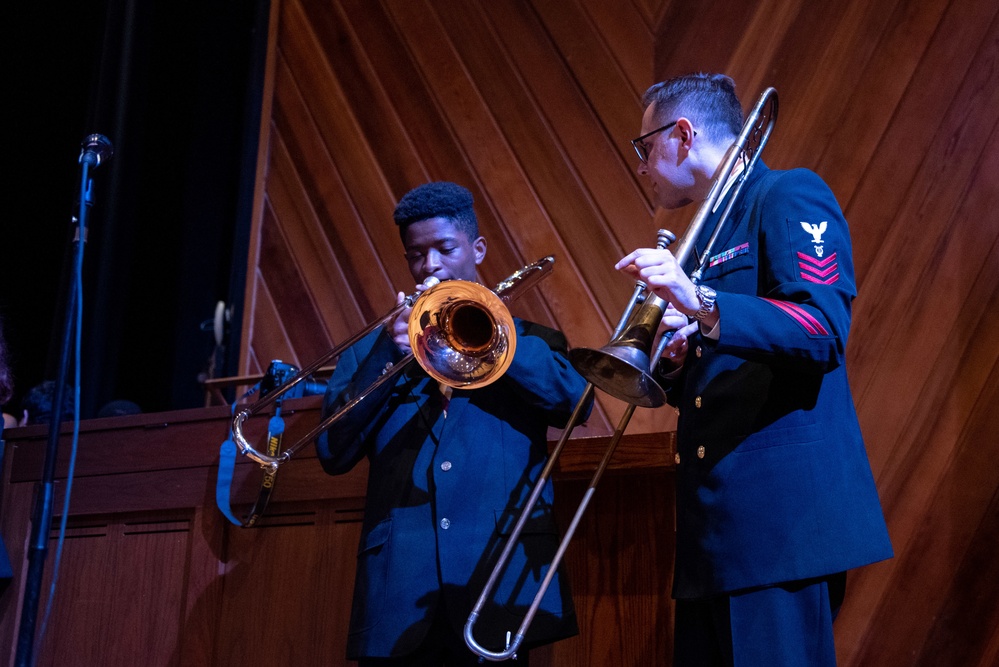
top-left (239, 0), bottom-right (999, 664)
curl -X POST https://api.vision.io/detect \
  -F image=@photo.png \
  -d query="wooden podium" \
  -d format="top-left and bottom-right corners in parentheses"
top-left (0, 400), bottom-right (676, 666)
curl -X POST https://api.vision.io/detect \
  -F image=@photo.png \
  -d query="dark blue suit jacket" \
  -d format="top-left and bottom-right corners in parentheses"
top-left (662, 163), bottom-right (893, 599)
top-left (317, 318), bottom-right (587, 659)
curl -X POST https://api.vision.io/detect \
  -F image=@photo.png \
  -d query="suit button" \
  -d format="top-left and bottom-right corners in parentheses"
top-left (694, 396), bottom-right (702, 408)
top-left (440, 518), bottom-right (451, 530)
top-left (440, 461), bottom-right (452, 471)
top-left (695, 346), bottom-right (702, 358)
top-left (674, 453), bottom-right (681, 465)
top-left (697, 446), bottom-right (706, 459)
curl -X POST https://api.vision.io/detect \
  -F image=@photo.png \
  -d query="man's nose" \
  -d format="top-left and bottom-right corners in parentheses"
top-left (424, 249), bottom-right (443, 271)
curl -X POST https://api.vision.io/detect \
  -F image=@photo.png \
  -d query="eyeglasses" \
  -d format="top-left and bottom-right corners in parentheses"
top-left (631, 121), bottom-right (695, 163)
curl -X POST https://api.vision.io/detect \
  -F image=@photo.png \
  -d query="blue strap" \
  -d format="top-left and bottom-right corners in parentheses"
top-left (215, 435), bottom-right (243, 525)
top-left (215, 384), bottom-right (264, 527)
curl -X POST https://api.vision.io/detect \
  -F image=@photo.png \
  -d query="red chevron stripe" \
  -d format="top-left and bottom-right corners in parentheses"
top-left (762, 298), bottom-right (830, 336)
top-left (799, 261), bottom-right (839, 278)
top-left (801, 272), bottom-right (841, 286)
top-left (797, 251), bottom-right (837, 267)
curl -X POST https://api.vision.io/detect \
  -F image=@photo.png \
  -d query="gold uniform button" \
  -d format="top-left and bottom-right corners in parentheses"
top-left (696, 446), bottom-right (706, 459)
top-left (674, 453), bottom-right (681, 465)
top-left (695, 346), bottom-right (702, 358)
top-left (694, 396), bottom-right (703, 408)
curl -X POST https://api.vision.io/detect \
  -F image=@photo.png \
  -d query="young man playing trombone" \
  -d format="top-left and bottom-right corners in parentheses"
top-left (316, 181), bottom-right (587, 666)
top-left (617, 73), bottom-right (893, 666)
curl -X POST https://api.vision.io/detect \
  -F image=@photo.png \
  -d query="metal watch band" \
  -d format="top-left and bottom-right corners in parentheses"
top-left (692, 284), bottom-right (717, 322)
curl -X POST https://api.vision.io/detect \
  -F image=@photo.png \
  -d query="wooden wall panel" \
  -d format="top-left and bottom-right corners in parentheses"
top-left (213, 505), bottom-right (363, 665)
top-left (556, 474), bottom-right (675, 665)
top-left (24, 512), bottom-right (198, 667)
top-left (240, 0), bottom-right (999, 664)
top-left (0, 406), bottom-right (374, 666)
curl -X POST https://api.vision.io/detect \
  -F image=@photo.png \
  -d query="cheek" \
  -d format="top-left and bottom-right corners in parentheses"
top-left (441, 255), bottom-right (464, 273)
top-left (651, 161), bottom-right (685, 189)
top-left (445, 252), bottom-right (478, 280)
top-left (651, 155), bottom-right (673, 177)
top-left (647, 166), bottom-right (670, 193)
top-left (408, 258), bottom-right (426, 277)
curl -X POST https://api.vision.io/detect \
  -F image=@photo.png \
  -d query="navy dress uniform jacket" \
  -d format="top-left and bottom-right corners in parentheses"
top-left (317, 318), bottom-right (587, 659)
top-left (663, 163), bottom-right (893, 600)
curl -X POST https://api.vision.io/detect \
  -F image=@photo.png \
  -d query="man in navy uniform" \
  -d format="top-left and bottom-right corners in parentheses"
top-left (617, 73), bottom-right (893, 666)
top-left (317, 181), bottom-right (587, 666)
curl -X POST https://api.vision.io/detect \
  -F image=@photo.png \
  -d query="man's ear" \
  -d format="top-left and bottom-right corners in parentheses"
top-left (676, 117), bottom-right (696, 150)
top-left (473, 236), bottom-right (487, 265)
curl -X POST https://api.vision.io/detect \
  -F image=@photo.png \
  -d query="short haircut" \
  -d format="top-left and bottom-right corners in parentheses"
top-left (392, 181), bottom-right (479, 241)
top-left (21, 380), bottom-right (74, 426)
top-left (642, 73), bottom-right (744, 142)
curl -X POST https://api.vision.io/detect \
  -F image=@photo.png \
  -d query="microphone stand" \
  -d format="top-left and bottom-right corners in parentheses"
top-left (14, 135), bottom-right (111, 667)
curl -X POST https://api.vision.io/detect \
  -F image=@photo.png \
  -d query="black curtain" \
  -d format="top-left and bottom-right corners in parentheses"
top-left (5, 0), bottom-right (268, 418)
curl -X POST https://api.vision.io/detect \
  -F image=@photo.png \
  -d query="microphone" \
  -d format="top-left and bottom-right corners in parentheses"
top-left (78, 134), bottom-right (113, 168)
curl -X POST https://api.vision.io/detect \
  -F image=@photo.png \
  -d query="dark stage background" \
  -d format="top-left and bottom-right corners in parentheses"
top-left (4, 0), bottom-right (268, 420)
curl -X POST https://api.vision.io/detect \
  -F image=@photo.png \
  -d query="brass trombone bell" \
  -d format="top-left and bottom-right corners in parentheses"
top-left (410, 279), bottom-right (516, 389)
top-left (569, 291), bottom-right (669, 408)
top-left (568, 229), bottom-right (677, 409)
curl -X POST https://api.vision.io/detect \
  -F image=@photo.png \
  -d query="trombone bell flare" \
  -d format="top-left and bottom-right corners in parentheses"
top-left (568, 290), bottom-right (669, 408)
top-left (569, 346), bottom-right (666, 408)
top-left (409, 280), bottom-right (517, 389)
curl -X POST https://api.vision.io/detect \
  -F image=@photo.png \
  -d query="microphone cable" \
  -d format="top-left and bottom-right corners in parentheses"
top-left (32, 153), bottom-right (92, 665)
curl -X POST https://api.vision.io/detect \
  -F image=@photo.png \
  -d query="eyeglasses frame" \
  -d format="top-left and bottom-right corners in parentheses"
top-left (631, 121), bottom-right (696, 163)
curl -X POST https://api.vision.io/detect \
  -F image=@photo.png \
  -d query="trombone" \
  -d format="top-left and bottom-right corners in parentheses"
top-left (231, 256), bottom-right (556, 473)
top-left (464, 87), bottom-right (778, 661)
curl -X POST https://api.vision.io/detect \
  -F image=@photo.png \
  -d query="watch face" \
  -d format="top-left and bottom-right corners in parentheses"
top-left (694, 285), bottom-right (716, 321)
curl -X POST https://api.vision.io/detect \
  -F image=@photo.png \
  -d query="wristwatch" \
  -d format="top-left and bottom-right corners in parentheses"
top-left (692, 284), bottom-right (717, 322)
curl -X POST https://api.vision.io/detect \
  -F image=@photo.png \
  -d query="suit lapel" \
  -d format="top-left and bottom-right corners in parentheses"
top-left (436, 388), bottom-right (470, 441)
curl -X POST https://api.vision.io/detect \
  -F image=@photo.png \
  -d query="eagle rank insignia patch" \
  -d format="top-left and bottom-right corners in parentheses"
top-left (797, 220), bottom-right (839, 285)
top-left (800, 221), bottom-right (827, 256)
